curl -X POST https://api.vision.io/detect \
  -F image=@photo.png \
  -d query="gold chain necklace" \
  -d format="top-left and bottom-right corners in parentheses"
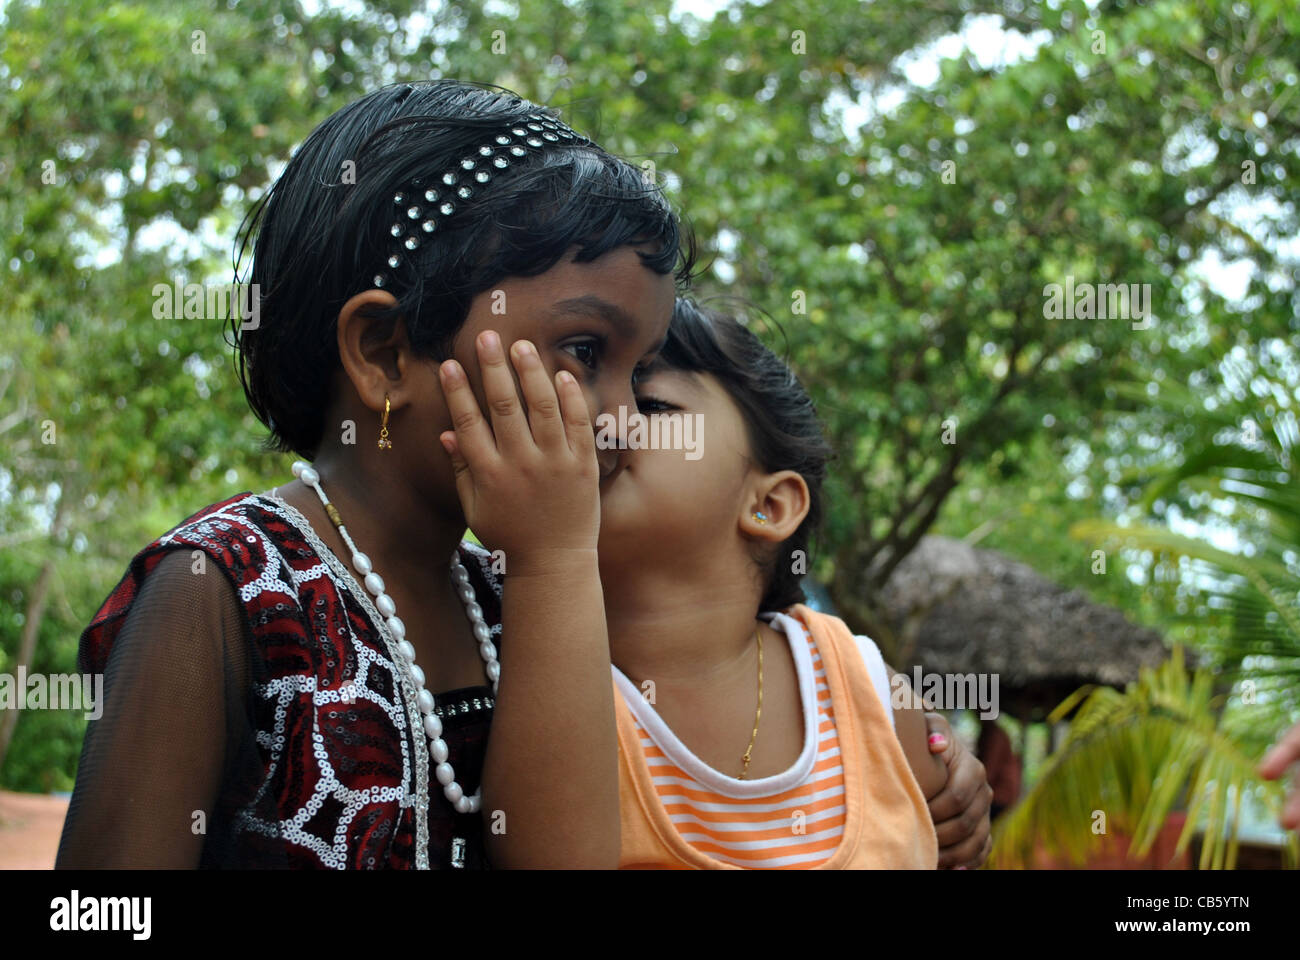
top-left (738, 627), bottom-right (763, 780)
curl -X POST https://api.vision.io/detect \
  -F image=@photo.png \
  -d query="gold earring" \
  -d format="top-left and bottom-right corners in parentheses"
top-left (752, 511), bottom-right (769, 524)
top-left (378, 395), bottom-right (393, 451)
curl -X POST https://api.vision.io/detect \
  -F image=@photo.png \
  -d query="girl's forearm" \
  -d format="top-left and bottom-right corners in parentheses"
top-left (480, 548), bottom-right (620, 868)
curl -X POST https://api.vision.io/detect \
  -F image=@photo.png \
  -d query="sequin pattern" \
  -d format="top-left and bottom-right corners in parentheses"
top-left (78, 493), bottom-right (504, 869)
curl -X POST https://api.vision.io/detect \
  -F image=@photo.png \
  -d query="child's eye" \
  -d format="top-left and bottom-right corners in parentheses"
top-left (635, 394), bottom-right (677, 414)
top-left (562, 339), bottom-right (600, 369)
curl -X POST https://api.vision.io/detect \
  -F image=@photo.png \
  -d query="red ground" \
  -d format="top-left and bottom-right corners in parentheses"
top-left (0, 789), bottom-right (68, 869)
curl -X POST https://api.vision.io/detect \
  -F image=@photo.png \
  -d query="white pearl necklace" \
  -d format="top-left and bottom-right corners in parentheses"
top-left (292, 460), bottom-right (498, 816)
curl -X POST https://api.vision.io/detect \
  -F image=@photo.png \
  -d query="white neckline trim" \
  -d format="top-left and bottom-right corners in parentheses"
top-left (611, 610), bottom-right (823, 799)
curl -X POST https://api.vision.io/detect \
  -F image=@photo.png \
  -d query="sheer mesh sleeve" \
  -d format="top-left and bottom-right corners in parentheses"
top-left (55, 549), bottom-right (272, 868)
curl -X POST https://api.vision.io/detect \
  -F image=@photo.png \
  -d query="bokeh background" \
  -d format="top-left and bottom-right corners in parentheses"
top-left (1, 0), bottom-right (1298, 868)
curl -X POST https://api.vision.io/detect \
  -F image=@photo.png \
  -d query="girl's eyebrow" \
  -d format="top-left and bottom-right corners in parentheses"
top-left (545, 295), bottom-right (637, 338)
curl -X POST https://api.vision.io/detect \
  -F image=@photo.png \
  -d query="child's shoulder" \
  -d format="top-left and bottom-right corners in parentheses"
top-left (769, 605), bottom-right (888, 665)
top-left (766, 605), bottom-right (894, 725)
top-left (80, 492), bottom-right (289, 674)
top-left (147, 492), bottom-right (333, 588)
top-left (155, 491), bottom-right (278, 548)
top-left (774, 604), bottom-right (859, 637)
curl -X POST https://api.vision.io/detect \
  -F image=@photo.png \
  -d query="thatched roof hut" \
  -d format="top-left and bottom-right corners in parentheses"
top-left (876, 535), bottom-right (1170, 722)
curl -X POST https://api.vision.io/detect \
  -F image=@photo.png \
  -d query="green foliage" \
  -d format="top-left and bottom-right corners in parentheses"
top-left (993, 359), bottom-right (1298, 869)
top-left (991, 647), bottom-right (1300, 869)
top-left (1070, 361), bottom-right (1300, 751)
top-left (2, 0), bottom-right (1298, 796)
top-left (1, 0), bottom-right (395, 788)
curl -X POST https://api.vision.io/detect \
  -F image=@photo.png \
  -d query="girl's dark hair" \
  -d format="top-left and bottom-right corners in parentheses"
top-left (658, 298), bottom-right (833, 612)
top-left (232, 80), bottom-right (696, 458)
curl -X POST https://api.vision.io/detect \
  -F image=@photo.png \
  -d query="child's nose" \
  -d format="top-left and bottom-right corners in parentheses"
top-left (590, 387), bottom-right (642, 473)
top-left (596, 448), bottom-right (621, 479)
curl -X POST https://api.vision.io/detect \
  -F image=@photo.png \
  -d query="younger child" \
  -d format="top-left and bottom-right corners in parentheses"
top-left (596, 299), bottom-right (945, 867)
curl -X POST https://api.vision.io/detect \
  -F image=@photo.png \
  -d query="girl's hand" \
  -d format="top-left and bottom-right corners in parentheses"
top-left (437, 330), bottom-right (600, 566)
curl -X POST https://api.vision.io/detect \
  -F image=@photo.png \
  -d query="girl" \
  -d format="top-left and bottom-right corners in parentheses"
top-left (55, 79), bottom-right (694, 869)
top-left (599, 299), bottom-right (946, 867)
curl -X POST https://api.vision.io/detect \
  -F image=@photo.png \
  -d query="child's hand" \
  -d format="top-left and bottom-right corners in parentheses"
top-left (437, 330), bottom-right (600, 567)
top-left (1258, 720), bottom-right (1300, 829)
top-left (924, 712), bottom-right (993, 869)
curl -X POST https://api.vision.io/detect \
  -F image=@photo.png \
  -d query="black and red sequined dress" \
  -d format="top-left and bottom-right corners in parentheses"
top-left (56, 492), bottom-right (501, 869)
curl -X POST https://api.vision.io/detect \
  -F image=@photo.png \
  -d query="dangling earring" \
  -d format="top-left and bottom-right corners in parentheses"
top-left (752, 510), bottom-right (769, 524)
top-left (378, 394), bottom-right (393, 451)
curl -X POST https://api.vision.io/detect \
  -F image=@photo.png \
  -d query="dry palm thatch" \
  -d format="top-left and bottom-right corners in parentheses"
top-left (876, 535), bottom-right (1169, 719)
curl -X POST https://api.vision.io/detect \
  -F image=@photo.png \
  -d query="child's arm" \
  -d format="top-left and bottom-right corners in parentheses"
top-left (881, 665), bottom-right (992, 867)
top-left (56, 551), bottom-right (236, 868)
top-left (922, 712), bottom-right (994, 868)
top-left (887, 669), bottom-right (994, 867)
top-left (886, 667), bottom-right (949, 800)
top-left (438, 333), bottom-right (618, 869)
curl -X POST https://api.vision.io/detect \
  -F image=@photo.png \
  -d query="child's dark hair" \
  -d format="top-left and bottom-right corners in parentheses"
top-left (232, 80), bottom-right (696, 458)
top-left (659, 298), bottom-right (833, 612)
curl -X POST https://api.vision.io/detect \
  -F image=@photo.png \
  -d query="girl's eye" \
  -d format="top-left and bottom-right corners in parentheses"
top-left (562, 340), bottom-right (600, 369)
top-left (635, 394), bottom-right (677, 414)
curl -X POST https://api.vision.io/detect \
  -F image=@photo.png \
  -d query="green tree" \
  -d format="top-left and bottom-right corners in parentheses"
top-left (994, 363), bottom-right (1299, 869)
top-left (3, 0), bottom-right (1299, 794)
top-left (0, 0), bottom-right (394, 784)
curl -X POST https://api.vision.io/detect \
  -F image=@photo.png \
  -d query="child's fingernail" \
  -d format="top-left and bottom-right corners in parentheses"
top-left (557, 371), bottom-right (575, 386)
top-left (481, 331), bottom-right (501, 355)
top-left (513, 340), bottom-right (538, 365)
top-left (440, 360), bottom-right (463, 382)
top-left (928, 733), bottom-right (947, 746)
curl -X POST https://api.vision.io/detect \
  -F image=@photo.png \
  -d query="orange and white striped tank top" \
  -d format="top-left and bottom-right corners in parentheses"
top-left (612, 604), bottom-right (937, 869)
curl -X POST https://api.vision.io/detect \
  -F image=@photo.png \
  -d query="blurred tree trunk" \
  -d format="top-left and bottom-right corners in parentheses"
top-left (0, 493), bottom-right (69, 777)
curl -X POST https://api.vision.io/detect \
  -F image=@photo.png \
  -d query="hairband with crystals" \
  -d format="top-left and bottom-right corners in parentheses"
top-left (372, 113), bottom-right (591, 289)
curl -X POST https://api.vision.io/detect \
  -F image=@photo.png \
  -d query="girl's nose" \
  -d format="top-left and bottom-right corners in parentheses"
top-left (607, 382), bottom-right (641, 423)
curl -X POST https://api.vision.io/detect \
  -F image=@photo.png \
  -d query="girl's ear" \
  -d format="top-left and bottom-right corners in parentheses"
top-left (336, 290), bottom-right (411, 412)
top-left (742, 470), bottom-right (810, 542)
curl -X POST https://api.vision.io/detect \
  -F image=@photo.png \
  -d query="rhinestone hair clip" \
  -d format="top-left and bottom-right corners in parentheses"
top-left (372, 113), bottom-right (591, 289)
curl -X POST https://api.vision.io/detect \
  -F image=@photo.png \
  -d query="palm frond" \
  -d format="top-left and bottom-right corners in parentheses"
top-left (1069, 519), bottom-right (1300, 669)
top-left (990, 648), bottom-right (1298, 869)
